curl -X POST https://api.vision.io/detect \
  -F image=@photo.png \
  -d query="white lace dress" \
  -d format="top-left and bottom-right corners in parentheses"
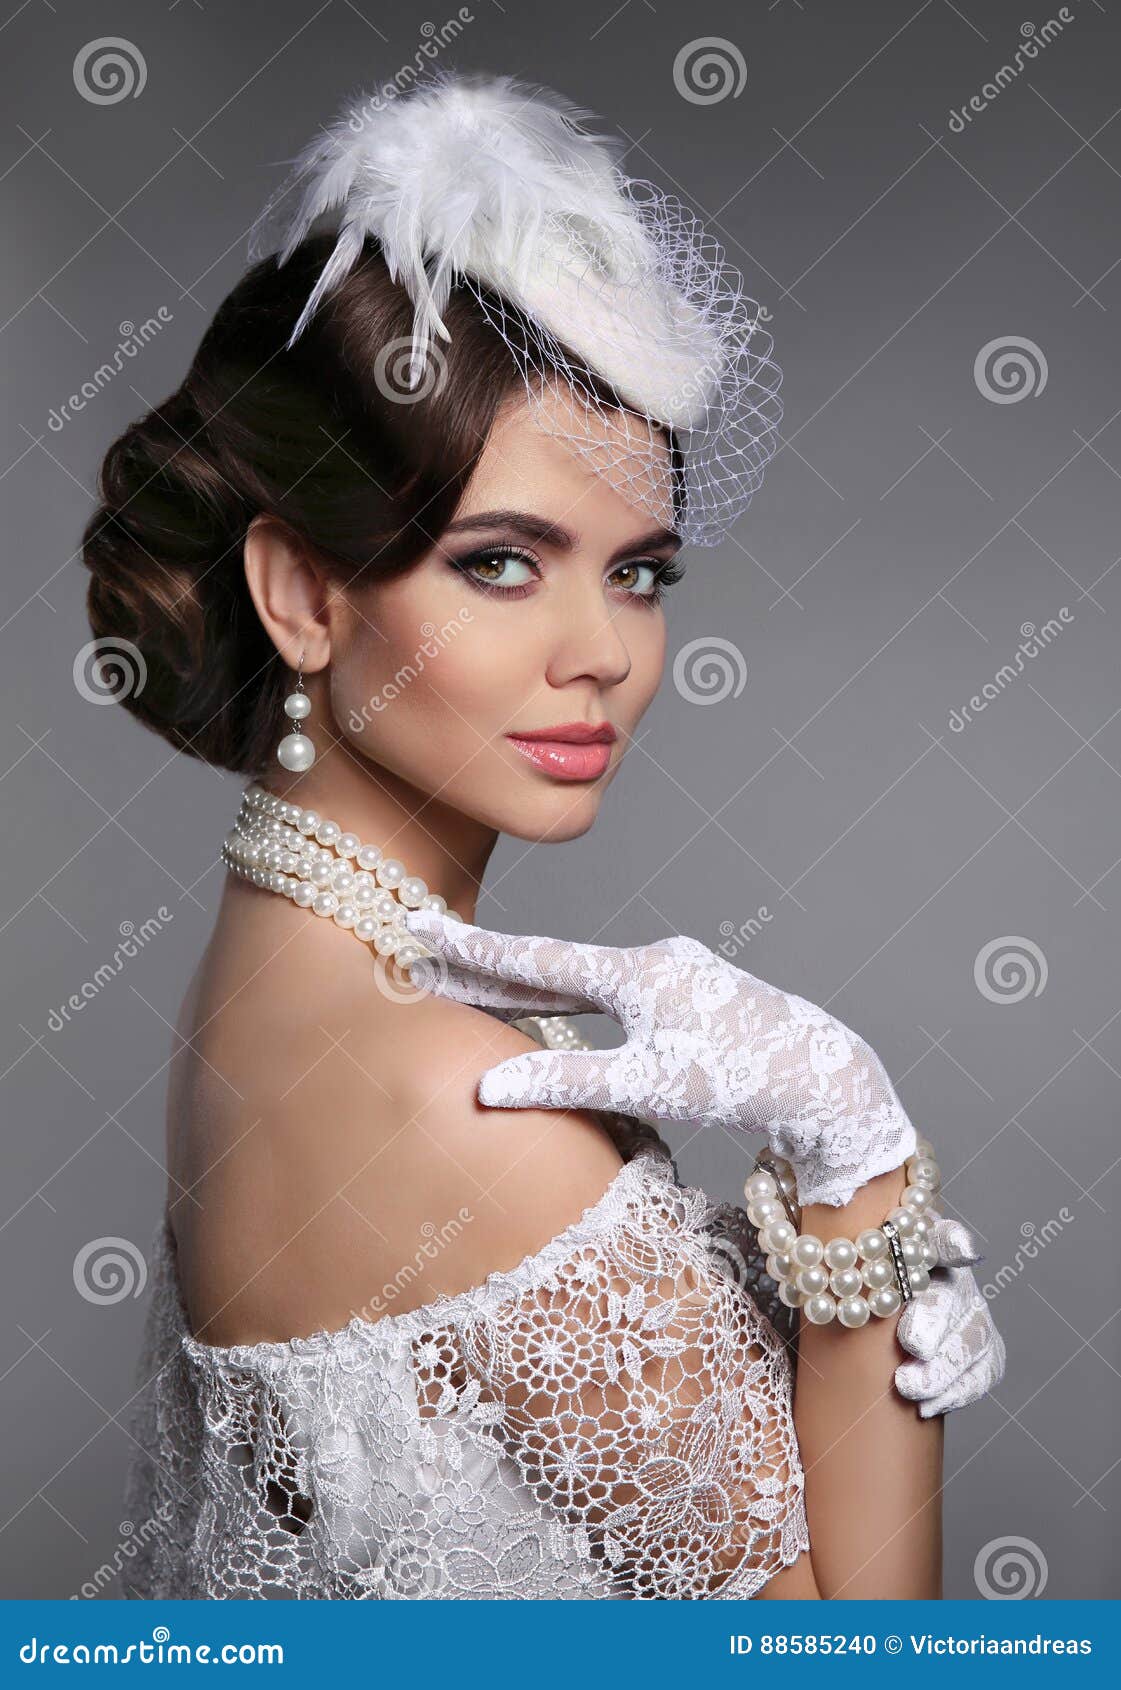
top-left (121, 1146), bottom-right (808, 1600)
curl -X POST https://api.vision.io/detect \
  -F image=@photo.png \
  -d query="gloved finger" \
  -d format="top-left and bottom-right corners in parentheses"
top-left (894, 1353), bottom-right (936, 1404)
top-left (408, 950), bottom-right (584, 1020)
top-left (895, 1316), bottom-right (1002, 1404)
top-left (926, 1214), bottom-right (983, 1268)
top-left (914, 1340), bottom-right (1005, 1419)
top-left (895, 1272), bottom-right (958, 1361)
top-left (476, 1044), bottom-right (645, 1114)
top-left (403, 910), bottom-right (630, 1018)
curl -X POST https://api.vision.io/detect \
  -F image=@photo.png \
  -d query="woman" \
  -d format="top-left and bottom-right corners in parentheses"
top-left (87, 70), bottom-right (1003, 1599)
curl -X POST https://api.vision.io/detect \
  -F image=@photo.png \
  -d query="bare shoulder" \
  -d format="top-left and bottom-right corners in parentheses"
top-left (172, 974), bottom-right (624, 1345)
top-left (335, 997), bottom-right (627, 1308)
top-left (389, 999), bottom-right (623, 1199)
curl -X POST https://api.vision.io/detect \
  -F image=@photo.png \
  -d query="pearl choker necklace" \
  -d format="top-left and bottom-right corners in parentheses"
top-left (220, 783), bottom-right (469, 975)
top-left (221, 784), bottom-right (590, 1058)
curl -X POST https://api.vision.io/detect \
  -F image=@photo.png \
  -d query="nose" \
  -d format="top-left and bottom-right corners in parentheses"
top-left (543, 575), bottom-right (633, 691)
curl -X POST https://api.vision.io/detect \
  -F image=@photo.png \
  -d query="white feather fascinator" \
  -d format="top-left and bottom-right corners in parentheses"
top-left (248, 70), bottom-right (782, 543)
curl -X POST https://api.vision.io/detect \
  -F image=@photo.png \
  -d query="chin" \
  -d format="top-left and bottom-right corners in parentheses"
top-left (491, 786), bottom-right (606, 844)
top-left (511, 811), bottom-right (601, 845)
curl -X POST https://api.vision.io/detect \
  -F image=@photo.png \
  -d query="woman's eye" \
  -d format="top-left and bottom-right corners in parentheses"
top-left (449, 546), bottom-right (685, 603)
top-left (611, 559), bottom-right (686, 603)
top-left (468, 551), bottom-right (536, 586)
top-left (611, 561), bottom-right (661, 597)
top-left (453, 550), bottom-right (539, 595)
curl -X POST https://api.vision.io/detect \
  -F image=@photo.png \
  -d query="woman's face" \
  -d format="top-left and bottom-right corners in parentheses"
top-left (329, 386), bottom-right (684, 843)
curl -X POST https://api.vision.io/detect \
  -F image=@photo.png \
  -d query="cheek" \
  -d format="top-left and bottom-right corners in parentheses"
top-left (329, 582), bottom-right (668, 794)
top-left (621, 613), bottom-right (667, 719)
top-left (330, 605), bottom-right (527, 756)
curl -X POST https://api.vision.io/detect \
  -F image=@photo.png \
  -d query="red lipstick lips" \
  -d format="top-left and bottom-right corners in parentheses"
top-left (505, 721), bottom-right (617, 781)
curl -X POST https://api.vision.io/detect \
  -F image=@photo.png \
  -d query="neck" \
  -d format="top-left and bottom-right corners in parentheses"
top-left (256, 752), bottom-right (497, 923)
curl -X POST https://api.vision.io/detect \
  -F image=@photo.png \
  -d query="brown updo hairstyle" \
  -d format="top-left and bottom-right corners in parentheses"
top-left (82, 234), bottom-right (648, 777)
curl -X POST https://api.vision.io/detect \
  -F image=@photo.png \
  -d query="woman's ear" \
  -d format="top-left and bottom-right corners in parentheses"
top-left (243, 515), bottom-right (332, 671)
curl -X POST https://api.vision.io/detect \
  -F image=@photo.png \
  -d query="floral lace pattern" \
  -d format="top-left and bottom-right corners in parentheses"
top-left (405, 915), bottom-right (918, 1206)
top-left (121, 1152), bottom-right (808, 1600)
top-left (895, 1216), bottom-right (1006, 1418)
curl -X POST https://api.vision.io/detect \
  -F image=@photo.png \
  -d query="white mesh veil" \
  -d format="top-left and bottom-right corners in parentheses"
top-left (247, 69), bottom-right (782, 545)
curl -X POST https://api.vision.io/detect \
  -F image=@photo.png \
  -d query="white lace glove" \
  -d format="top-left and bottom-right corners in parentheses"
top-left (402, 911), bottom-right (917, 1207)
top-left (895, 1216), bottom-right (1006, 1416)
top-left (722, 1209), bottom-right (1005, 1417)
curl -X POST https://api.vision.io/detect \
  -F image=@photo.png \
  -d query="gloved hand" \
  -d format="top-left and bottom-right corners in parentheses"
top-left (895, 1216), bottom-right (1006, 1417)
top-left (402, 910), bottom-right (917, 1207)
top-left (710, 1207), bottom-right (1006, 1417)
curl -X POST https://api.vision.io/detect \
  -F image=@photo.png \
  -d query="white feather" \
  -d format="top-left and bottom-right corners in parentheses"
top-left (255, 73), bottom-right (628, 331)
top-left (248, 69), bottom-right (720, 423)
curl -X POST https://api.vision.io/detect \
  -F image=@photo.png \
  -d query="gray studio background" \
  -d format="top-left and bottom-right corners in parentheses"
top-left (1, 0), bottom-right (1117, 1600)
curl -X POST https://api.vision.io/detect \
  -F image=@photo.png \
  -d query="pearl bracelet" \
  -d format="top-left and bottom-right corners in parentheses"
top-left (742, 1143), bottom-right (942, 1328)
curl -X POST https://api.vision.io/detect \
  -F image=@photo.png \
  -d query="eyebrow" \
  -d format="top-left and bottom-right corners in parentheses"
top-left (440, 508), bottom-right (682, 564)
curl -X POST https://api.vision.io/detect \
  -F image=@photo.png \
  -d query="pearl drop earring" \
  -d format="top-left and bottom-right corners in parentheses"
top-left (276, 650), bottom-right (316, 773)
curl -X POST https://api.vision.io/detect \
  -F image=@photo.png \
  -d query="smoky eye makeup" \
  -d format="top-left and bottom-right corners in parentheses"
top-left (443, 542), bottom-right (688, 605)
